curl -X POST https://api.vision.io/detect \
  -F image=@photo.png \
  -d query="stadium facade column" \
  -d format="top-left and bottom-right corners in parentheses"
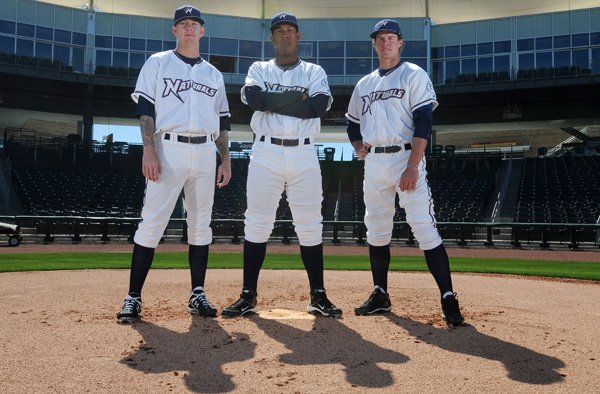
top-left (82, 8), bottom-right (96, 146)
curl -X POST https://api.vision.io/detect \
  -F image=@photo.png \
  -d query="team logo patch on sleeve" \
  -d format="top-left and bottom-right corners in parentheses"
top-left (361, 88), bottom-right (405, 115)
top-left (426, 81), bottom-right (435, 94)
top-left (162, 78), bottom-right (217, 103)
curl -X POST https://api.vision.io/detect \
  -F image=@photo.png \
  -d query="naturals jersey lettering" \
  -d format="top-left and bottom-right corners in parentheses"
top-left (132, 50), bottom-right (230, 137)
top-left (346, 62), bottom-right (437, 145)
top-left (241, 59), bottom-right (333, 138)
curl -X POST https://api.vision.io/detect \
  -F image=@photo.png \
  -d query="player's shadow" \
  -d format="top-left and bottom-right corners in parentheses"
top-left (251, 315), bottom-right (409, 388)
top-left (121, 318), bottom-right (256, 393)
top-left (385, 313), bottom-right (565, 385)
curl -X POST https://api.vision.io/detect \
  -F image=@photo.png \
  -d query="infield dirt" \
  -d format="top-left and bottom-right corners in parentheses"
top-left (1, 243), bottom-right (598, 393)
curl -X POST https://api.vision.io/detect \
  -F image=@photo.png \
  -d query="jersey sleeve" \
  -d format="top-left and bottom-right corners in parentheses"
top-left (216, 73), bottom-right (230, 119)
top-left (345, 84), bottom-right (362, 124)
top-left (131, 55), bottom-right (160, 104)
top-left (307, 64), bottom-right (333, 111)
top-left (240, 61), bottom-right (264, 105)
top-left (410, 68), bottom-right (438, 112)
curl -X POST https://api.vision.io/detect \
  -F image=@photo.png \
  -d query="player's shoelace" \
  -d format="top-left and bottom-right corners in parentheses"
top-left (122, 298), bottom-right (139, 314)
top-left (191, 293), bottom-right (211, 309)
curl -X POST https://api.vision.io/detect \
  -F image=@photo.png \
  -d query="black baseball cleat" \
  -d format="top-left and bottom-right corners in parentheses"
top-left (116, 295), bottom-right (141, 324)
top-left (221, 288), bottom-right (257, 317)
top-left (188, 287), bottom-right (217, 317)
top-left (441, 292), bottom-right (465, 327)
top-left (354, 286), bottom-right (392, 316)
top-left (307, 288), bottom-right (343, 318)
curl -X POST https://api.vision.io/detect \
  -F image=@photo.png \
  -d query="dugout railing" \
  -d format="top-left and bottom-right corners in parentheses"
top-left (1, 215), bottom-right (598, 250)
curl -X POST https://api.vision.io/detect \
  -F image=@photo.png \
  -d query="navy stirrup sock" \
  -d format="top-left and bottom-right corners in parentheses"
top-left (424, 243), bottom-right (453, 296)
top-left (189, 244), bottom-right (209, 290)
top-left (369, 244), bottom-right (390, 292)
top-left (243, 240), bottom-right (267, 291)
top-left (300, 243), bottom-right (325, 290)
top-left (128, 243), bottom-right (155, 296)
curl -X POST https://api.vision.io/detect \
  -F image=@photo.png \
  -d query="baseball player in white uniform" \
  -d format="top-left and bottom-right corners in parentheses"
top-left (222, 12), bottom-right (342, 318)
top-left (117, 5), bottom-right (231, 323)
top-left (346, 19), bottom-right (464, 326)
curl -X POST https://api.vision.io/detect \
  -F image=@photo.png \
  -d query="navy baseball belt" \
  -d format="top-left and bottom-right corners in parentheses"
top-left (369, 143), bottom-right (412, 153)
top-left (164, 133), bottom-right (212, 144)
top-left (259, 135), bottom-right (311, 147)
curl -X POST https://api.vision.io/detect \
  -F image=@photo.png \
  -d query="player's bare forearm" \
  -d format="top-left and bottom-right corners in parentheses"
top-left (407, 137), bottom-right (427, 166)
top-left (139, 115), bottom-right (156, 149)
top-left (139, 115), bottom-right (160, 182)
top-left (215, 130), bottom-right (231, 188)
top-left (215, 130), bottom-right (231, 163)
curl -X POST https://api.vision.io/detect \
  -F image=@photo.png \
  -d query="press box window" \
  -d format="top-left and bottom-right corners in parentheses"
top-left (36, 26), bottom-right (53, 40)
top-left (0, 35), bottom-right (15, 53)
top-left (346, 41), bottom-right (371, 57)
top-left (17, 23), bottom-right (34, 38)
top-left (211, 55), bottom-right (235, 73)
top-left (35, 42), bottom-right (52, 59)
top-left (0, 20), bottom-right (16, 35)
top-left (318, 58), bottom-right (343, 75)
top-left (210, 38), bottom-right (237, 56)
top-left (54, 29), bottom-right (71, 44)
top-left (239, 40), bottom-right (261, 57)
top-left (113, 37), bottom-right (129, 50)
top-left (54, 45), bottom-right (70, 65)
top-left (346, 58), bottom-right (371, 75)
top-left (319, 41), bottom-right (344, 57)
top-left (16, 39), bottom-right (33, 56)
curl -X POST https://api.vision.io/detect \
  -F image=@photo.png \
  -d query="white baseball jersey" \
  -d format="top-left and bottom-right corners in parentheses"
top-left (241, 59), bottom-right (333, 138)
top-left (132, 50), bottom-right (230, 137)
top-left (346, 61), bottom-right (437, 145)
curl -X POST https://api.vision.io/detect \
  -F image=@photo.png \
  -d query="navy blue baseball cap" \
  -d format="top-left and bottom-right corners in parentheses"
top-left (270, 12), bottom-right (299, 31)
top-left (370, 19), bottom-right (402, 38)
top-left (173, 5), bottom-right (204, 25)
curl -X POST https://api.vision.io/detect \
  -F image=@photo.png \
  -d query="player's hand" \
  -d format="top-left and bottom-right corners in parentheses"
top-left (399, 165), bottom-right (418, 191)
top-left (352, 141), bottom-right (371, 160)
top-left (142, 148), bottom-right (161, 182)
top-left (216, 160), bottom-right (231, 188)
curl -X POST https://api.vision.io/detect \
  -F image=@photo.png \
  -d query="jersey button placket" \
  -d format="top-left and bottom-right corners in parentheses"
top-left (188, 65), bottom-right (196, 131)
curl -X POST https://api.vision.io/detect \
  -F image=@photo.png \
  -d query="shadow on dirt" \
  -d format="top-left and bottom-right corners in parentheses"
top-left (385, 313), bottom-right (565, 385)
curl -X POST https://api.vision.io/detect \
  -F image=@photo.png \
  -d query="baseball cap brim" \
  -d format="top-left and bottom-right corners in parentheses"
top-left (174, 16), bottom-right (204, 25)
top-left (370, 29), bottom-right (400, 38)
top-left (270, 20), bottom-right (298, 31)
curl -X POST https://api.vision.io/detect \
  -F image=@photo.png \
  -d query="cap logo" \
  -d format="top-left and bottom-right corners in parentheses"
top-left (279, 13), bottom-right (287, 19)
top-left (380, 21), bottom-right (387, 27)
top-left (185, 7), bottom-right (193, 14)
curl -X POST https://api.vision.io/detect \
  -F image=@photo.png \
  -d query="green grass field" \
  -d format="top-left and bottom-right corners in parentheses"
top-left (1, 252), bottom-right (599, 281)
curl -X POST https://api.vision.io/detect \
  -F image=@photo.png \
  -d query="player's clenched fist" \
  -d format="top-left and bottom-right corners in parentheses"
top-left (216, 160), bottom-right (231, 188)
top-left (352, 140), bottom-right (370, 160)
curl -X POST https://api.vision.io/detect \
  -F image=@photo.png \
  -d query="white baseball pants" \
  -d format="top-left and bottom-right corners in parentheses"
top-left (363, 150), bottom-right (442, 250)
top-left (134, 134), bottom-right (216, 248)
top-left (244, 140), bottom-right (323, 246)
